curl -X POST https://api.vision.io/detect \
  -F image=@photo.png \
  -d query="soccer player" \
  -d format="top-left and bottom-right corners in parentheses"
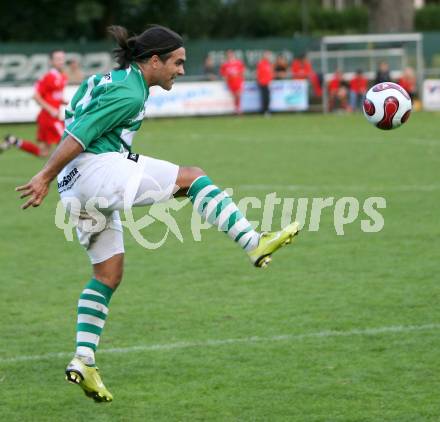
top-left (220, 50), bottom-right (246, 114)
top-left (1, 50), bottom-right (68, 157)
top-left (16, 25), bottom-right (299, 403)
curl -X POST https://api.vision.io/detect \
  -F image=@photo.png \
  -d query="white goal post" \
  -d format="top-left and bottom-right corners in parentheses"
top-left (320, 33), bottom-right (424, 113)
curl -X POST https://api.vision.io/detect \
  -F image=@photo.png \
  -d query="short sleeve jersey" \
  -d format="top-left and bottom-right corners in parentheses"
top-left (291, 59), bottom-right (315, 80)
top-left (35, 68), bottom-right (68, 110)
top-left (64, 63), bottom-right (149, 155)
top-left (349, 76), bottom-right (368, 94)
top-left (256, 59), bottom-right (273, 86)
top-left (220, 59), bottom-right (245, 85)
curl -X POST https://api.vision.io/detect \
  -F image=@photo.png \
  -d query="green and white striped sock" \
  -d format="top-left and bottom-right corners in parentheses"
top-left (188, 175), bottom-right (260, 252)
top-left (75, 278), bottom-right (113, 366)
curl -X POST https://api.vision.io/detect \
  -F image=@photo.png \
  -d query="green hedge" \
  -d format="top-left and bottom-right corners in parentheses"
top-left (415, 5), bottom-right (440, 31)
top-left (309, 7), bottom-right (368, 34)
top-left (211, 5), bottom-right (370, 38)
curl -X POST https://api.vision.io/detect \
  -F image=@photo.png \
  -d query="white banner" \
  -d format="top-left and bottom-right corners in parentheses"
top-left (0, 85), bottom-right (78, 123)
top-left (0, 86), bottom-right (37, 122)
top-left (423, 79), bottom-right (440, 111)
top-left (148, 80), bottom-right (308, 116)
top-left (147, 81), bottom-right (234, 116)
top-left (0, 80), bottom-right (308, 123)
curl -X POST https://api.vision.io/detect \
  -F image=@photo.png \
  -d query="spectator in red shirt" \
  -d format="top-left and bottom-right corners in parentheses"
top-left (328, 69), bottom-right (348, 112)
top-left (1, 50), bottom-right (68, 157)
top-left (291, 53), bottom-right (313, 80)
top-left (256, 51), bottom-right (274, 115)
top-left (398, 67), bottom-right (416, 100)
top-left (220, 50), bottom-right (246, 114)
top-left (291, 53), bottom-right (322, 97)
top-left (349, 69), bottom-right (368, 111)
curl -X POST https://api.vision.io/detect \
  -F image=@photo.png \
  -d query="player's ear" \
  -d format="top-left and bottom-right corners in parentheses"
top-left (150, 55), bottom-right (161, 68)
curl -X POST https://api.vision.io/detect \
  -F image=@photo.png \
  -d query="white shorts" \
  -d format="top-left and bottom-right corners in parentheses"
top-left (57, 152), bottom-right (179, 264)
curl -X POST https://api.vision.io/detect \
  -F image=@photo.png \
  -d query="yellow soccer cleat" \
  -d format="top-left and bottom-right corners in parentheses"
top-left (248, 222), bottom-right (300, 268)
top-left (65, 357), bottom-right (113, 403)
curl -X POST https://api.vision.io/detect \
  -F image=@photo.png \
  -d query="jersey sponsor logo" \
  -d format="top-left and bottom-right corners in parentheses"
top-left (102, 72), bottom-right (113, 85)
top-left (97, 72), bottom-right (113, 87)
top-left (127, 153), bottom-right (139, 163)
top-left (57, 167), bottom-right (81, 193)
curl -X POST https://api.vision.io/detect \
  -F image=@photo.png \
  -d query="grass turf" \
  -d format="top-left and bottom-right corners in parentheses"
top-left (0, 112), bottom-right (439, 421)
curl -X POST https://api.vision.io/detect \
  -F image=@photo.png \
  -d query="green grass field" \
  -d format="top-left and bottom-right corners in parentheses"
top-left (0, 112), bottom-right (439, 421)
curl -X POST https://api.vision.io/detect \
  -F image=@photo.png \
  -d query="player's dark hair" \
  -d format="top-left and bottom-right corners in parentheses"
top-left (108, 25), bottom-right (183, 70)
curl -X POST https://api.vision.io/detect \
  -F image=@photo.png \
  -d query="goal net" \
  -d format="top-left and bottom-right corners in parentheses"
top-left (317, 33), bottom-right (423, 112)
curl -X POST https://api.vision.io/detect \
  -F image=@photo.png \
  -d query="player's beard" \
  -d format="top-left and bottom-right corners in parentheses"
top-left (163, 76), bottom-right (176, 91)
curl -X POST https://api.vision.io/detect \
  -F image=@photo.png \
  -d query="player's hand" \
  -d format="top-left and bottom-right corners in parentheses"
top-left (58, 109), bottom-right (65, 121)
top-left (48, 106), bottom-right (59, 118)
top-left (16, 172), bottom-right (51, 209)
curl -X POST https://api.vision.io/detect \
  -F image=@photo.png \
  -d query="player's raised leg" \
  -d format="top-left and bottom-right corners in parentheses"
top-left (177, 167), bottom-right (299, 268)
top-left (1, 126), bottom-right (60, 157)
top-left (0, 135), bottom-right (42, 156)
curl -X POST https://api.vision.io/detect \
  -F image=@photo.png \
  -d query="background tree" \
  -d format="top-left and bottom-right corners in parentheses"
top-left (366, 0), bottom-right (415, 33)
top-left (0, 0), bottom-right (423, 42)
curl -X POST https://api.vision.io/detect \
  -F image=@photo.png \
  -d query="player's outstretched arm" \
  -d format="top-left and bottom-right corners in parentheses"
top-left (33, 92), bottom-right (59, 118)
top-left (16, 135), bottom-right (83, 209)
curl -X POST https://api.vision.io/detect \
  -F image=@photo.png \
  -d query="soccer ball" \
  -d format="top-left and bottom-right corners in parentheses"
top-left (363, 82), bottom-right (412, 130)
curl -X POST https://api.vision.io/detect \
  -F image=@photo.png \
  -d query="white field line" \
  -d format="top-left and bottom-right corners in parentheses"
top-left (1, 323), bottom-right (439, 365)
top-left (237, 184), bottom-right (440, 192)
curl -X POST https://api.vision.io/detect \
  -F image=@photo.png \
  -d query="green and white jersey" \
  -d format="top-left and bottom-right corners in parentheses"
top-left (64, 63), bottom-right (149, 154)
